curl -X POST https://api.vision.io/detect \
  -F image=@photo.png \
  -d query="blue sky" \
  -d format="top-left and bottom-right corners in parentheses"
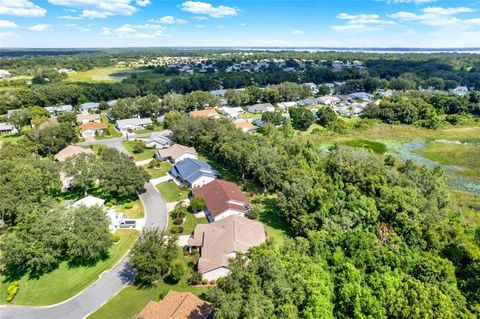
top-left (0, 0), bottom-right (479, 48)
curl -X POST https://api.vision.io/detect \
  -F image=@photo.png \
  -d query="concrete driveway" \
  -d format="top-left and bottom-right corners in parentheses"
top-left (0, 182), bottom-right (166, 319)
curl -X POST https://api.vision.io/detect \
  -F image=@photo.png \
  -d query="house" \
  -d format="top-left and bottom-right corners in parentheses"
top-left (116, 118), bottom-right (153, 132)
top-left (296, 98), bottom-right (321, 106)
top-left (303, 82), bottom-right (318, 94)
top-left (276, 101), bottom-right (297, 110)
top-left (80, 122), bottom-right (108, 137)
top-left (209, 89), bottom-right (228, 97)
top-left (349, 92), bottom-right (372, 101)
top-left (170, 158), bottom-right (218, 188)
top-left (190, 109), bottom-right (220, 119)
top-left (73, 195), bottom-right (105, 208)
top-left (76, 113), bottom-right (101, 124)
top-left (192, 179), bottom-right (251, 222)
top-left (145, 131), bottom-right (173, 149)
top-left (378, 90), bottom-right (393, 98)
top-left (137, 291), bottom-right (213, 319)
top-left (107, 99), bottom-right (118, 107)
top-left (54, 145), bottom-right (94, 162)
top-left (247, 103), bottom-right (275, 113)
top-left (451, 86), bottom-right (469, 96)
top-left (188, 215), bottom-right (266, 280)
top-left (218, 107), bottom-right (244, 119)
top-left (45, 104), bottom-right (73, 115)
top-left (79, 102), bottom-right (100, 113)
top-left (0, 69), bottom-right (11, 78)
top-left (0, 122), bottom-right (18, 134)
top-left (156, 144), bottom-right (198, 164)
top-left (234, 120), bottom-right (256, 133)
top-left (318, 95), bottom-right (340, 105)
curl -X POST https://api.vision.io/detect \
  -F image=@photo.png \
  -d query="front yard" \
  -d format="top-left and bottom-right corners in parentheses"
top-left (115, 199), bottom-right (145, 219)
top-left (145, 162), bottom-right (172, 179)
top-left (87, 253), bottom-right (207, 319)
top-left (156, 181), bottom-right (189, 202)
top-left (122, 141), bottom-right (155, 161)
top-left (0, 230), bottom-right (138, 305)
top-left (95, 115), bottom-right (122, 140)
top-left (167, 211), bottom-right (208, 236)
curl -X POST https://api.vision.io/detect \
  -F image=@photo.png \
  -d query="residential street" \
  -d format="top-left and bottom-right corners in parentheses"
top-left (0, 182), bottom-right (166, 319)
top-left (75, 132), bottom-right (151, 154)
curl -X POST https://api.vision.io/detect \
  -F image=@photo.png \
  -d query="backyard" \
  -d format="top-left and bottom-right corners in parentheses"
top-left (0, 230), bottom-right (138, 305)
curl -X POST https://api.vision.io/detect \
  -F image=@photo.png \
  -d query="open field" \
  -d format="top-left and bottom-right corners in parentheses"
top-left (87, 253), bottom-right (208, 319)
top-left (156, 181), bottom-right (189, 202)
top-left (413, 142), bottom-right (480, 182)
top-left (340, 139), bottom-right (387, 154)
top-left (65, 67), bottom-right (131, 82)
top-left (0, 230), bottom-right (138, 305)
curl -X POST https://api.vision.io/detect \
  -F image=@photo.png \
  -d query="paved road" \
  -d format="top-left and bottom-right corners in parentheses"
top-left (0, 182), bottom-right (167, 319)
top-left (76, 133), bottom-right (151, 154)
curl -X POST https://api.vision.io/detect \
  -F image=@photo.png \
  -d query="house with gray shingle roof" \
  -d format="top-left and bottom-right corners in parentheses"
top-left (170, 158), bottom-right (218, 188)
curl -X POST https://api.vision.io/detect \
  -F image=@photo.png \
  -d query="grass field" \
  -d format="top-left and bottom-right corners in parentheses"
top-left (122, 141), bottom-right (155, 161)
top-left (156, 181), bottom-right (189, 202)
top-left (65, 67), bottom-right (131, 82)
top-left (116, 199), bottom-right (145, 219)
top-left (240, 112), bottom-right (260, 119)
top-left (145, 162), bottom-right (172, 179)
top-left (0, 133), bottom-right (24, 144)
top-left (0, 230), bottom-right (138, 305)
top-left (413, 142), bottom-right (480, 182)
top-left (87, 254), bottom-right (207, 319)
top-left (340, 139), bottom-right (387, 154)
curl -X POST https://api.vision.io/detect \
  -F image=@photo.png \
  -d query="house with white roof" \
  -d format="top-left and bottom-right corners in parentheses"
top-left (79, 102), bottom-right (100, 113)
top-left (145, 130), bottom-right (173, 148)
top-left (218, 106), bottom-right (244, 119)
top-left (0, 122), bottom-right (18, 134)
top-left (276, 101), bottom-right (297, 110)
top-left (116, 118), bottom-right (153, 132)
top-left (247, 103), bottom-right (275, 114)
top-left (45, 104), bottom-right (73, 116)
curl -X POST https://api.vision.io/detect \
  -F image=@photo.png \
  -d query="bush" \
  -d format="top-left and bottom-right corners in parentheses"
top-left (201, 279), bottom-right (208, 285)
top-left (170, 226), bottom-right (184, 234)
top-left (124, 202), bottom-right (134, 209)
top-left (190, 197), bottom-right (205, 212)
top-left (132, 140), bottom-right (145, 153)
top-left (105, 202), bottom-right (113, 208)
top-left (209, 280), bottom-right (216, 285)
top-left (112, 233), bottom-right (121, 242)
top-left (169, 260), bottom-right (185, 283)
top-left (6, 281), bottom-right (19, 302)
top-left (173, 218), bottom-right (183, 225)
top-left (188, 272), bottom-right (202, 286)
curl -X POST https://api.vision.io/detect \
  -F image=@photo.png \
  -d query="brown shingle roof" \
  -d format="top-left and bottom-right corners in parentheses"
top-left (156, 144), bottom-right (197, 162)
top-left (192, 179), bottom-right (249, 218)
top-left (137, 291), bottom-right (212, 319)
top-left (190, 109), bottom-right (219, 118)
top-left (54, 145), bottom-right (93, 162)
top-left (188, 215), bottom-right (266, 274)
top-left (79, 122), bottom-right (107, 132)
top-left (76, 113), bottom-right (100, 122)
top-left (234, 121), bottom-right (254, 130)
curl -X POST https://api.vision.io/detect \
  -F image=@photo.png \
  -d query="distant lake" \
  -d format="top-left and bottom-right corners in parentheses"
top-left (227, 47), bottom-right (480, 54)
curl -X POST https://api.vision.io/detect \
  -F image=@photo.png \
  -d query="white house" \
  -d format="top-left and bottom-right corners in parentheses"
top-left (145, 131), bottom-right (173, 148)
top-left (218, 106), bottom-right (244, 119)
top-left (79, 102), bottom-right (100, 113)
top-left (0, 122), bottom-right (18, 134)
top-left (276, 101), bottom-right (297, 110)
top-left (45, 104), bottom-right (73, 115)
top-left (247, 103), bottom-right (275, 113)
top-left (116, 118), bottom-right (153, 132)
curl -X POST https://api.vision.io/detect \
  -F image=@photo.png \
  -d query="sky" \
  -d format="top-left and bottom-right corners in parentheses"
top-left (0, 0), bottom-right (479, 48)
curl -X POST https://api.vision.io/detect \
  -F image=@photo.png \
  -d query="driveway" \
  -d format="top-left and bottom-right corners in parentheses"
top-left (0, 182), bottom-right (166, 319)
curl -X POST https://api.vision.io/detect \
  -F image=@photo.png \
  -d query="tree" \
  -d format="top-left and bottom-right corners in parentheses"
top-left (316, 107), bottom-right (337, 127)
top-left (132, 140), bottom-right (145, 154)
top-left (289, 107), bottom-right (314, 131)
top-left (129, 228), bottom-right (178, 286)
top-left (27, 122), bottom-right (78, 156)
top-left (169, 260), bottom-right (185, 283)
top-left (63, 153), bottom-right (99, 194)
top-left (189, 197), bottom-right (205, 213)
top-left (261, 111), bottom-right (283, 125)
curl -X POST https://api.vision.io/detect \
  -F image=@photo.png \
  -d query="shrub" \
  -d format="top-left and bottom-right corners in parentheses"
top-left (201, 279), bottom-right (208, 285)
top-left (112, 233), bottom-right (121, 242)
top-left (169, 260), bottom-right (185, 283)
top-left (105, 202), bottom-right (113, 208)
top-left (124, 202), bottom-right (134, 209)
top-left (6, 281), bottom-right (19, 302)
top-left (209, 280), bottom-right (216, 285)
top-left (132, 140), bottom-right (145, 153)
top-left (173, 218), bottom-right (183, 225)
top-left (170, 226), bottom-right (184, 234)
top-left (190, 197), bottom-right (205, 212)
top-left (188, 272), bottom-right (202, 286)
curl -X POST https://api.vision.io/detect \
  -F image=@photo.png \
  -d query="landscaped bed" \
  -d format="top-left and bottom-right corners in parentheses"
top-left (0, 230), bottom-right (138, 305)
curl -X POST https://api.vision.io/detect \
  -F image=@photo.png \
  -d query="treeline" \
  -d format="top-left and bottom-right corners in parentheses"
top-left (169, 116), bottom-right (480, 317)
top-left (363, 91), bottom-right (480, 128)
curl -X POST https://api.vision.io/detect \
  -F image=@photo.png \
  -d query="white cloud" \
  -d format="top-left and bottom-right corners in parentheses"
top-left (253, 39), bottom-right (293, 46)
top-left (196, 24), bottom-right (206, 28)
top-left (135, 0), bottom-right (150, 6)
top-left (290, 30), bottom-right (304, 35)
top-left (390, 6), bottom-right (478, 27)
top-left (48, 0), bottom-right (140, 18)
top-left (240, 22), bottom-right (246, 26)
top-left (0, 0), bottom-right (46, 17)
top-left (193, 16), bottom-right (208, 20)
top-left (181, 1), bottom-right (239, 18)
top-left (0, 20), bottom-right (18, 28)
top-left (150, 16), bottom-right (187, 24)
top-left (101, 23), bottom-right (165, 38)
top-left (29, 24), bottom-right (50, 31)
top-left (0, 31), bottom-right (15, 38)
top-left (337, 13), bottom-right (379, 20)
top-left (333, 12), bottom-right (394, 31)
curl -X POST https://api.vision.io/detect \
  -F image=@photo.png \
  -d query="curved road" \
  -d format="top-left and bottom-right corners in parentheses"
top-left (0, 182), bottom-right (166, 319)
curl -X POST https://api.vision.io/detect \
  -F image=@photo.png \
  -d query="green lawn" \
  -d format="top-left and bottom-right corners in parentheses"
top-left (122, 141), bottom-right (156, 161)
top-left (0, 133), bottom-right (24, 144)
top-left (240, 112), bottom-right (260, 119)
top-left (167, 212), bottom-right (208, 236)
top-left (95, 115), bottom-right (122, 140)
top-left (413, 142), bottom-right (480, 182)
top-left (87, 254), bottom-right (207, 319)
top-left (156, 181), bottom-right (189, 202)
top-left (65, 67), bottom-right (131, 83)
top-left (116, 199), bottom-right (145, 219)
top-left (340, 139), bottom-right (387, 154)
top-left (0, 230), bottom-right (138, 305)
top-left (145, 162), bottom-right (172, 179)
